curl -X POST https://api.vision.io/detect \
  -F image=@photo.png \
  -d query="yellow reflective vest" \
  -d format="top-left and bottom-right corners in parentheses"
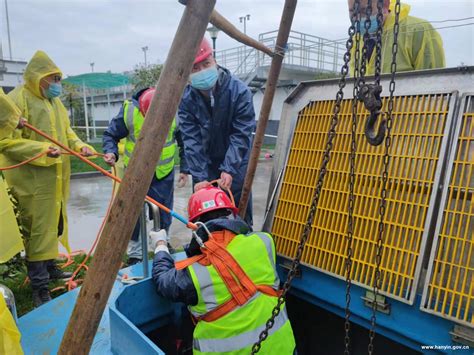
top-left (187, 232), bottom-right (296, 354)
top-left (122, 100), bottom-right (177, 179)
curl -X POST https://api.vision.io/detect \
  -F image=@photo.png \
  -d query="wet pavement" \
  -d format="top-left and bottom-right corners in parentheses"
top-left (65, 160), bottom-right (273, 253)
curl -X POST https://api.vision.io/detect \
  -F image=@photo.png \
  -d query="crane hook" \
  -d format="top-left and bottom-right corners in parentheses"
top-left (358, 84), bottom-right (386, 146)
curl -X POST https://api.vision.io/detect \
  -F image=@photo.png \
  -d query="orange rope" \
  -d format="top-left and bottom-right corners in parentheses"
top-left (0, 150), bottom-right (103, 171)
top-left (208, 179), bottom-right (236, 208)
top-left (63, 165), bottom-right (118, 291)
top-left (23, 122), bottom-right (198, 230)
top-left (0, 149), bottom-right (51, 171)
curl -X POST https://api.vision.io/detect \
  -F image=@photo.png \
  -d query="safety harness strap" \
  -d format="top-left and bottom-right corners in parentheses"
top-left (174, 230), bottom-right (281, 322)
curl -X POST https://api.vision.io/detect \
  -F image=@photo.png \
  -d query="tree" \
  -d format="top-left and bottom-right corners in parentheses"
top-left (61, 82), bottom-right (85, 126)
top-left (131, 64), bottom-right (163, 91)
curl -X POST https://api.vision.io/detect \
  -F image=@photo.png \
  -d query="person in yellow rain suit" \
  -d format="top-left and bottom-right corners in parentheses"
top-left (349, 0), bottom-right (445, 75)
top-left (0, 291), bottom-right (23, 355)
top-left (0, 90), bottom-right (25, 355)
top-left (0, 90), bottom-right (25, 265)
top-left (0, 50), bottom-right (95, 307)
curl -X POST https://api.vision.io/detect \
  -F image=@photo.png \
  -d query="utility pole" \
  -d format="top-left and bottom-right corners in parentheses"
top-left (239, 14), bottom-right (250, 35)
top-left (5, 0), bottom-right (13, 59)
top-left (239, 1), bottom-right (296, 218)
top-left (142, 46), bottom-right (149, 67)
top-left (90, 62), bottom-right (94, 72)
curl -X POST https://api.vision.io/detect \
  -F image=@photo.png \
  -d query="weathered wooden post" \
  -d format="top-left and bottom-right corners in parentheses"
top-left (239, 0), bottom-right (297, 218)
top-left (58, 1), bottom-right (216, 353)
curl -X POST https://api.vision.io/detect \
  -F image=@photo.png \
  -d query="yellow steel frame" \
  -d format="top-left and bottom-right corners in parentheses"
top-left (272, 93), bottom-right (455, 303)
top-left (421, 94), bottom-right (474, 327)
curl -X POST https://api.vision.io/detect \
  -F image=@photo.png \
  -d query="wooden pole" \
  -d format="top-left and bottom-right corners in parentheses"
top-left (58, 1), bottom-right (216, 353)
top-left (210, 10), bottom-right (274, 57)
top-left (238, 0), bottom-right (297, 219)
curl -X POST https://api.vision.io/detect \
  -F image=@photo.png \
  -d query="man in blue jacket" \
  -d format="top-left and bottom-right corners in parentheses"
top-left (103, 87), bottom-right (188, 264)
top-left (178, 38), bottom-right (255, 225)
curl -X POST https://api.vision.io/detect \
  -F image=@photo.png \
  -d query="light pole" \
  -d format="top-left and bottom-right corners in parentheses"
top-left (90, 62), bottom-right (95, 73)
top-left (206, 26), bottom-right (220, 58)
top-left (5, 0), bottom-right (13, 59)
top-left (142, 46), bottom-right (149, 67)
top-left (239, 14), bottom-right (250, 35)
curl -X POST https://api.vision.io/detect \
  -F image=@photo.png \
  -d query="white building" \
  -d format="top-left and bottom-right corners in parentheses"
top-left (0, 58), bottom-right (27, 92)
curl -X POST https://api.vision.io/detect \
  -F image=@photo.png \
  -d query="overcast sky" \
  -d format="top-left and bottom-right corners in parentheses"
top-left (2, 0), bottom-right (473, 76)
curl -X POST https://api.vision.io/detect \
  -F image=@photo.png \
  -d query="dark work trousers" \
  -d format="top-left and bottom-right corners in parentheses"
top-left (130, 170), bottom-right (175, 242)
top-left (27, 207), bottom-right (64, 290)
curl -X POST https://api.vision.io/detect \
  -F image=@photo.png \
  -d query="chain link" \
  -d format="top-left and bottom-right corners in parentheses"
top-left (250, 4), bottom-right (361, 353)
top-left (345, 0), bottom-right (362, 354)
top-left (368, 1), bottom-right (401, 354)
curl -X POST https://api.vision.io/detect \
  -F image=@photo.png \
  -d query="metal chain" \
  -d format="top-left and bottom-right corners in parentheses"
top-left (359, 0), bottom-right (373, 84)
top-left (374, 0), bottom-right (384, 86)
top-left (367, 1), bottom-right (401, 354)
top-left (344, 0), bottom-right (362, 354)
top-left (250, 5), bottom-right (360, 354)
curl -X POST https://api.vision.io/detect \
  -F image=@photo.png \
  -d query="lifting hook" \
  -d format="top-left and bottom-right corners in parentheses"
top-left (358, 84), bottom-right (386, 146)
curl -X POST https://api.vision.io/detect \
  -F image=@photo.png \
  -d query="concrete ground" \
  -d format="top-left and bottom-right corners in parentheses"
top-left (66, 160), bottom-right (273, 253)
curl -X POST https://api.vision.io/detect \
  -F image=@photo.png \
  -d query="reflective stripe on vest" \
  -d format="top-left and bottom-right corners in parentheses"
top-left (193, 305), bottom-right (289, 353)
top-left (186, 231), bottom-right (294, 353)
top-left (254, 232), bottom-right (281, 289)
top-left (123, 100), bottom-right (176, 179)
top-left (188, 232), bottom-right (279, 317)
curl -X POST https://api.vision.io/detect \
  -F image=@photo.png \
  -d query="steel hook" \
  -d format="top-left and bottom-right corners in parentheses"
top-left (358, 84), bottom-right (386, 146)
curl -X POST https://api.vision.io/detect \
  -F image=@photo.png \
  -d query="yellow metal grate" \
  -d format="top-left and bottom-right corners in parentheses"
top-left (272, 93), bottom-right (455, 303)
top-left (421, 95), bottom-right (473, 327)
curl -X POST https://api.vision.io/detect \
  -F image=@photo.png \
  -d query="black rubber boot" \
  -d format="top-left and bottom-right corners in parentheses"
top-left (32, 288), bottom-right (52, 308)
top-left (47, 260), bottom-right (73, 280)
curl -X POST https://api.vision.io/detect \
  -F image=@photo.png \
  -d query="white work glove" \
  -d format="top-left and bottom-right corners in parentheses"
top-left (150, 229), bottom-right (169, 254)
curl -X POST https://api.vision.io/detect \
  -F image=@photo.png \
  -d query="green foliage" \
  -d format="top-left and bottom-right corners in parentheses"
top-left (131, 64), bottom-right (163, 91)
top-left (61, 82), bottom-right (86, 127)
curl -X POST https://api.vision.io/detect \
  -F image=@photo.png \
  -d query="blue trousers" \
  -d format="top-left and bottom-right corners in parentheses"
top-left (131, 170), bottom-right (174, 242)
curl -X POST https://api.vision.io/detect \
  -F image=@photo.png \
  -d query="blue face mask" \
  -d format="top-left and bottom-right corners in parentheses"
top-left (355, 15), bottom-right (380, 35)
top-left (44, 83), bottom-right (62, 98)
top-left (190, 66), bottom-right (219, 90)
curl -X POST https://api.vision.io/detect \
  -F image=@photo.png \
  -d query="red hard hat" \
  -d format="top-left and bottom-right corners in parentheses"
top-left (188, 186), bottom-right (238, 222)
top-left (138, 88), bottom-right (155, 116)
top-left (194, 38), bottom-right (213, 65)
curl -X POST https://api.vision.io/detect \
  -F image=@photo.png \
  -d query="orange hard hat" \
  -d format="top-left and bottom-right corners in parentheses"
top-left (194, 38), bottom-right (213, 65)
top-left (138, 88), bottom-right (155, 116)
top-left (188, 186), bottom-right (238, 222)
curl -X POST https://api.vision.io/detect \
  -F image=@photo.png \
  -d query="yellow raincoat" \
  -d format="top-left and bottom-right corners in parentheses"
top-left (0, 90), bottom-right (25, 263)
top-left (0, 51), bottom-right (93, 262)
top-left (0, 294), bottom-right (23, 355)
top-left (351, 2), bottom-right (445, 75)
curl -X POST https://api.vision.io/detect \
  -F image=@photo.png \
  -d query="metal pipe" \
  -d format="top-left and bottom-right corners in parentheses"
top-left (82, 81), bottom-right (90, 141)
top-left (146, 201), bottom-right (161, 232)
top-left (139, 205), bottom-right (149, 278)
